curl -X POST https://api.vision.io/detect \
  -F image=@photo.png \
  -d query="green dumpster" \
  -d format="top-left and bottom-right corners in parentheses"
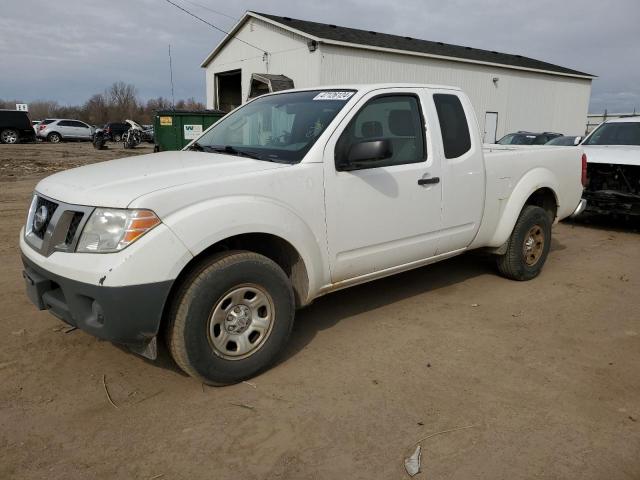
top-left (153, 109), bottom-right (226, 152)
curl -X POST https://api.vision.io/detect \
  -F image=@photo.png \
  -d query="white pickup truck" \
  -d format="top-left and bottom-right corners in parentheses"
top-left (21, 84), bottom-right (585, 385)
top-left (580, 115), bottom-right (640, 216)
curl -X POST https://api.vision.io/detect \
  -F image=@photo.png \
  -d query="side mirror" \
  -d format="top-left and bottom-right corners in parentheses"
top-left (346, 139), bottom-right (393, 165)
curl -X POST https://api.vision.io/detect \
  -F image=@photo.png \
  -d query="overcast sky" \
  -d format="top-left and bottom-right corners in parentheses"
top-left (1, 0), bottom-right (638, 113)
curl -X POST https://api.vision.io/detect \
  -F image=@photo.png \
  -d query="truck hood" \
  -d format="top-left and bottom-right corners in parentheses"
top-left (36, 151), bottom-right (289, 208)
top-left (583, 145), bottom-right (640, 166)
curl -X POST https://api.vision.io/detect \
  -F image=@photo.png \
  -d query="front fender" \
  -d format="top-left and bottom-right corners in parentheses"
top-left (162, 195), bottom-right (328, 300)
top-left (487, 167), bottom-right (559, 248)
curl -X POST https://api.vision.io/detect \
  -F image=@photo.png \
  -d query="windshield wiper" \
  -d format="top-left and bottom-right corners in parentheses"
top-left (187, 141), bottom-right (204, 151)
top-left (207, 145), bottom-right (263, 160)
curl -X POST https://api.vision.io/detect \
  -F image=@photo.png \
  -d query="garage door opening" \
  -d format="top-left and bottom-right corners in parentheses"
top-left (215, 70), bottom-right (241, 112)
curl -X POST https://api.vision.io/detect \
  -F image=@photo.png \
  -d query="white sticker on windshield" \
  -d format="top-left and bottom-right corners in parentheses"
top-left (313, 91), bottom-right (355, 101)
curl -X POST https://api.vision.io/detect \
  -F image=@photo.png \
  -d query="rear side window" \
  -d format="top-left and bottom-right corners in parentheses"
top-left (58, 120), bottom-right (73, 127)
top-left (434, 94), bottom-right (471, 159)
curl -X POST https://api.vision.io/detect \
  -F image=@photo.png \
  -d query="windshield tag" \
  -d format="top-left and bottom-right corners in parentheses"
top-left (313, 91), bottom-right (355, 101)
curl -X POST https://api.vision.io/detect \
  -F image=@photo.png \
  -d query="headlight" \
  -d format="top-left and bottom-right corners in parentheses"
top-left (76, 208), bottom-right (160, 253)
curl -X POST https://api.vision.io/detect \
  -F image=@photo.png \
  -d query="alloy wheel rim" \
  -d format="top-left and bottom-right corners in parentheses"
top-left (207, 284), bottom-right (275, 360)
top-left (523, 224), bottom-right (545, 266)
top-left (2, 131), bottom-right (17, 143)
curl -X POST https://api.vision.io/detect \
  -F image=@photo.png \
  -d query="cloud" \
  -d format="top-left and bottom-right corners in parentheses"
top-left (1, 0), bottom-right (638, 114)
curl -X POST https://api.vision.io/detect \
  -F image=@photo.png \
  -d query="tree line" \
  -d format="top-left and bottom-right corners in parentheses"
top-left (0, 82), bottom-right (206, 126)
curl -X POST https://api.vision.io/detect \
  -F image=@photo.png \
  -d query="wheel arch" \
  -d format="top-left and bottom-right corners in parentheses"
top-left (487, 168), bottom-right (559, 249)
top-left (47, 131), bottom-right (62, 140)
top-left (167, 232), bottom-right (311, 309)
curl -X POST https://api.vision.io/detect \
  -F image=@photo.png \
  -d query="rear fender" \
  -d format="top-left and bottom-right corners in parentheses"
top-left (487, 168), bottom-right (559, 248)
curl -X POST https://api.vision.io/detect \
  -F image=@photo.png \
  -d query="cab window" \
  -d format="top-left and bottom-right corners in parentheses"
top-left (335, 95), bottom-right (426, 170)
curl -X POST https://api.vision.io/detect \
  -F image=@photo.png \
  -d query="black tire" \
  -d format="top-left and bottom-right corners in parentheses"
top-left (113, 133), bottom-right (122, 142)
top-left (47, 132), bottom-right (62, 143)
top-left (0, 129), bottom-right (19, 144)
top-left (166, 251), bottom-right (295, 385)
top-left (496, 205), bottom-right (552, 281)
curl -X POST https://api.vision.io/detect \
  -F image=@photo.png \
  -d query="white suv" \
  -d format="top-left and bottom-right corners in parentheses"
top-left (37, 119), bottom-right (95, 143)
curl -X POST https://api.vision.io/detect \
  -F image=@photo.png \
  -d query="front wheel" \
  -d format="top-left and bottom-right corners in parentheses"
top-left (496, 205), bottom-right (552, 281)
top-left (166, 251), bottom-right (295, 385)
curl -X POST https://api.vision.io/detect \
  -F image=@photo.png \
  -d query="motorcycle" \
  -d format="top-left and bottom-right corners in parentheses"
top-left (92, 129), bottom-right (108, 150)
top-left (122, 119), bottom-right (144, 149)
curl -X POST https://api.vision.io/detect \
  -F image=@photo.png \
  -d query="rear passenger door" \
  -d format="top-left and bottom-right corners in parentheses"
top-left (72, 121), bottom-right (93, 139)
top-left (323, 88), bottom-right (442, 283)
top-left (431, 90), bottom-right (484, 252)
top-left (56, 120), bottom-right (76, 138)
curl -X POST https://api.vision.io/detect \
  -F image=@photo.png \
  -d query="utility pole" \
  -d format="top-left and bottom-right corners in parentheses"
top-left (169, 44), bottom-right (176, 109)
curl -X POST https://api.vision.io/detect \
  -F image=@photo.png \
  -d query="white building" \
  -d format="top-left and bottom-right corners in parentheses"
top-left (202, 12), bottom-right (594, 142)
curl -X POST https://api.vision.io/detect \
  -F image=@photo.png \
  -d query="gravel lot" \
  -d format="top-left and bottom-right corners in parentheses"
top-left (0, 142), bottom-right (639, 480)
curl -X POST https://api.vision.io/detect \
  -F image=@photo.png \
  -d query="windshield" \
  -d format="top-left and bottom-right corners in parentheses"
top-left (194, 90), bottom-right (356, 163)
top-left (497, 133), bottom-right (538, 145)
top-left (584, 122), bottom-right (640, 146)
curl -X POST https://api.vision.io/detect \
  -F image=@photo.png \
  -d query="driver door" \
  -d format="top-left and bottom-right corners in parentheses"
top-left (323, 89), bottom-right (442, 283)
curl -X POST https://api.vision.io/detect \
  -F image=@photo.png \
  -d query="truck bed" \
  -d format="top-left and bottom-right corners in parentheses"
top-left (470, 145), bottom-right (583, 249)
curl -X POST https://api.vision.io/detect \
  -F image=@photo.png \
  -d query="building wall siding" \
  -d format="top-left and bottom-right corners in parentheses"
top-left (205, 20), bottom-right (320, 108)
top-left (318, 44), bottom-right (591, 138)
top-left (204, 19), bottom-right (592, 139)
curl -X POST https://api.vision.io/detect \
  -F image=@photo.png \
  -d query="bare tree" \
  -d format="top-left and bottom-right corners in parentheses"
top-left (0, 82), bottom-right (206, 125)
top-left (107, 81), bottom-right (139, 120)
top-left (83, 94), bottom-right (109, 126)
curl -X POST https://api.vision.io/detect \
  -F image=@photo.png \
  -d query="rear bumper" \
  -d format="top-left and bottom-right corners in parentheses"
top-left (22, 254), bottom-right (173, 348)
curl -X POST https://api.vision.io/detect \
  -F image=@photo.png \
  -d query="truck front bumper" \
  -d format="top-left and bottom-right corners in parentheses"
top-left (22, 254), bottom-right (173, 349)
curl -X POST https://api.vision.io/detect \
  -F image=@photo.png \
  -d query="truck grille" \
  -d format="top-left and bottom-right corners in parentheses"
top-left (25, 194), bottom-right (94, 256)
top-left (65, 212), bottom-right (85, 245)
top-left (32, 197), bottom-right (59, 239)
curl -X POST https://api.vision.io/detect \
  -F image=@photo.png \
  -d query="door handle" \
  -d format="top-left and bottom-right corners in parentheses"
top-left (418, 176), bottom-right (440, 185)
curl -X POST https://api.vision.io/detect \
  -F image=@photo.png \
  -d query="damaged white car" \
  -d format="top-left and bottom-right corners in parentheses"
top-left (582, 116), bottom-right (640, 216)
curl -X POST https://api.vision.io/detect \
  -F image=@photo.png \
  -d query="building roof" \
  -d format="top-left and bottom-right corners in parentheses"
top-left (202, 11), bottom-right (594, 79)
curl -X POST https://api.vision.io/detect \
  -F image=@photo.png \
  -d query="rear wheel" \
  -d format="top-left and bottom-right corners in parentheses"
top-left (166, 251), bottom-right (295, 385)
top-left (113, 133), bottom-right (122, 142)
top-left (0, 129), bottom-right (19, 144)
top-left (496, 205), bottom-right (552, 281)
top-left (47, 132), bottom-right (61, 143)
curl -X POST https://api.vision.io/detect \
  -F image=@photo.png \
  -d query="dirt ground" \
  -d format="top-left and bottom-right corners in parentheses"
top-left (0, 142), bottom-right (638, 480)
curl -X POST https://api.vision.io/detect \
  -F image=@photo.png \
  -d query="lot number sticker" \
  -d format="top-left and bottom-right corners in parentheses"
top-left (184, 124), bottom-right (203, 140)
top-left (313, 91), bottom-right (355, 101)
top-left (159, 116), bottom-right (172, 126)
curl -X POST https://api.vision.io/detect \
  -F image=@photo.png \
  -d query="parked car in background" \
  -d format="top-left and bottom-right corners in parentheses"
top-left (37, 119), bottom-right (95, 143)
top-left (102, 122), bottom-right (130, 142)
top-left (581, 116), bottom-right (640, 216)
top-left (545, 135), bottom-right (582, 146)
top-left (497, 131), bottom-right (563, 145)
top-left (20, 84), bottom-right (585, 385)
top-left (142, 126), bottom-right (154, 143)
top-left (0, 109), bottom-right (36, 144)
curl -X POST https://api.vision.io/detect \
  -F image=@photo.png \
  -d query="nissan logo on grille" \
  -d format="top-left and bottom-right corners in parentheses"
top-left (33, 205), bottom-right (49, 233)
